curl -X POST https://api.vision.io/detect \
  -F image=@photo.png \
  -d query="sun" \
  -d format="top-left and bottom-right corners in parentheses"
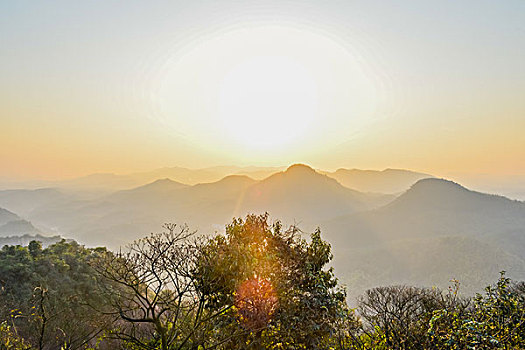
top-left (218, 55), bottom-right (318, 149)
top-left (150, 25), bottom-right (377, 156)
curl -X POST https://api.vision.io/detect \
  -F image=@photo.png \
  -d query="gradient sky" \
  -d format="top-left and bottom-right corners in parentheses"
top-left (1, 0), bottom-right (524, 180)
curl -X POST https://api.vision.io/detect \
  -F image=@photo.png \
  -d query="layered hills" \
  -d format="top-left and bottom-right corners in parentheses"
top-left (0, 165), bottom-right (523, 301)
top-left (322, 178), bottom-right (525, 299)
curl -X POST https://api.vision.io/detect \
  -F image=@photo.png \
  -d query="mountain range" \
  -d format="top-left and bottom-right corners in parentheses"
top-left (0, 207), bottom-right (41, 235)
top-left (321, 178), bottom-right (525, 299)
top-left (2, 164), bottom-right (392, 247)
top-left (0, 164), bottom-right (523, 302)
top-left (322, 168), bottom-right (433, 194)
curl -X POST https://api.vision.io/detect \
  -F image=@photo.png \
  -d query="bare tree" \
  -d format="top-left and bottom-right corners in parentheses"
top-left (357, 284), bottom-right (468, 350)
top-left (92, 224), bottom-right (237, 350)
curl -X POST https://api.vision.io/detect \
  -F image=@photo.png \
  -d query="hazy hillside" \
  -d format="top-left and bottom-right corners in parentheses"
top-left (0, 166), bottom-right (286, 193)
top-left (128, 165), bottom-right (284, 187)
top-left (109, 178), bottom-right (188, 202)
top-left (324, 179), bottom-right (525, 239)
top-left (0, 234), bottom-right (64, 248)
top-left (0, 206), bottom-right (44, 237)
top-left (0, 188), bottom-right (73, 217)
top-left (1, 170), bottom-right (524, 302)
top-left (0, 219), bottom-right (41, 235)
top-left (0, 207), bottom-right (20, 225)
top-left (324, 168), bottom-right (433, 194)
top-left (238, 164), bottom-right (393, 223)
top-left (322, 178), bottom-right (525, 300)
top-left (0, 165), bottom-right (390, 247)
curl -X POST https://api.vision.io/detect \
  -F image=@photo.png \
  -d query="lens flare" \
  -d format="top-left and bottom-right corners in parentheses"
top-left (235, 277), bottom-right (278, 330)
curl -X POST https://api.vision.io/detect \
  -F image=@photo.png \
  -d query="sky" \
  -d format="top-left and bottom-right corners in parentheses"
top-left (1, 0), bottom-right (524, 180)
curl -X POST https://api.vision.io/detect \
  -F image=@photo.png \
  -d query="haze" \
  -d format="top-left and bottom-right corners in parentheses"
top-left (2, 0), bottom-right (524, 183)
top-left (3, 2), bottom-right (525, 347)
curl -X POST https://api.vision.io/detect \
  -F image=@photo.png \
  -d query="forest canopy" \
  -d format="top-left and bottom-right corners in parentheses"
top-left (0, 214), bottom-right (524, 349)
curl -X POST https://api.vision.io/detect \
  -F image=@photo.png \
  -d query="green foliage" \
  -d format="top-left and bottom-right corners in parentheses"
top-left (350, 274), bottom-right (525, 350)
top-left (197, 213), bottom-right (349, 349)
top-left (1, 220), bottom-right (524, 350)
top-left (0, 240), bottom-right (114, 349)
top-left (428, 272), bottom-right (525, 349)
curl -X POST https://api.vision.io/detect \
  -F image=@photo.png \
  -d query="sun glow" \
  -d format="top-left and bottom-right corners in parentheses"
top-left (219, 55), bottom-right (318, 149)
top-left (152, 25), bottom-right (378, 155)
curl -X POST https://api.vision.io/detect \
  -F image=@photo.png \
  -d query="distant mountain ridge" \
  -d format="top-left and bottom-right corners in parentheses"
top-left (0, 207), bottom-right (20, 225)
top-left (323, 168), bottom-right (433, 194)
top-left (237, 164), bottom-right (393, 222)
top-left (1, 166), bottom-right (524, 302)
top-left (109, 178), bottom-right (188, 202)
top-left (321, 178), bottom-right (525, 300)
top-left (0, 219), bottom-right (40, 235)
top-left (0, 166), bottom-right (286, 192)
top-left (0, 165), bottom-right (431, 195)
top-left (323, 178), bottom-right (525, 245)
top-left (0, 188), bottom-right (71, 217)
top-left (0, 164), bottom-right (391, 247)
top-left (0, 207), bottom-right (44, 237)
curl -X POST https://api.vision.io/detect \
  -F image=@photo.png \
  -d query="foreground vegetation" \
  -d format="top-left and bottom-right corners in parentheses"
top-left (1, 214), bottom-right (524, 349)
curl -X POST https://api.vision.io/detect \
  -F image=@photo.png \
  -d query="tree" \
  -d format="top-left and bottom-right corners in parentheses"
top-left (428, 272), bottom-right (525, 349)
top-left (93, 223), bottom-right (234, 350)
top-left (196, 213), bottom-right (349, 349)
top-left (357, 283), bottom-right (469, 350)
top-left (28, 240), bottom-right (42, 259)
top-left (0, 240), bottom-right (115, 349)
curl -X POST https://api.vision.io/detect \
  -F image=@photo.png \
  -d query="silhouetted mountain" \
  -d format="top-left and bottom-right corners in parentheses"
top-left (139, 178), bottom-right (188, 191)
top-left (0, 188), bottom-right (72, 217)
top-left (324, 168), bottom-right (433, 193)
top-left (325, 178), bottom-right (525, 242)
top-left (0, 166), bottom-right (432, 197)
top-left (2, 165), bottom-right (390, 247)
top-left (130, 167), bottom-right (224, 187)
top-left (239, 164), bottom-right (393, 223)
top-left (0, 207), bottom-right (20, 225)
top-left (189, 175), bottom-right (256, 196)
top-left (0, 166), bottom-right (285, 193)
top-left (122, 166), bottom-right (283, 188)
top-left (0, 219), bottom-right (41, 236)
top-left (2, 168), bottom-right (524, 301)
top-left (234, 167), bottom-right (287, 180)
top-left (386, 178), bottom-right (524, 213)
top-left (110, 178), bottom-right (188, 202)
top-left (321, 178), bottom-right (525, 300)
top-left (0, 207), bottom-right (47, 237)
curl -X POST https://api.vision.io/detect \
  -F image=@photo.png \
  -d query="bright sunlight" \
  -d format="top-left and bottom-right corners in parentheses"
top-left (152, 25), bottom-right (378, 154)
top-left (219, 55), bottom-right (318, 149)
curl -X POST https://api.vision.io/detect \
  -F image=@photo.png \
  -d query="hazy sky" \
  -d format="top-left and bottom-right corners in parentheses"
top-left (2, 0), bottom-right (524, 180)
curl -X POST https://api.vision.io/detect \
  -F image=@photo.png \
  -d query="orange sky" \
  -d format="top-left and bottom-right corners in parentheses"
top-left (1, 1), bottom-right (524, 181)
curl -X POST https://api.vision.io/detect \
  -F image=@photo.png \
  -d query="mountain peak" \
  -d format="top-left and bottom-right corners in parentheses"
top-left (140, 178), bottom-right (187, 189)
top-left (217, 174), bottom-right (256, 184)
top-left (0, 207), bottom-right (21, 226)
top-left (119, 178), bottom-right (187, 195)
top-left (0, 219), bottom-right (40, 235)
top-left (152, 178), bottom-right (178, 184)
top-left (327, 168), bottom-right (433, 194)
top-left (383, 177), bottom-right (514, 212)
top-left (285, 163), bottom-right (316, 174)
top-left (409, 178), bottom-right (466, 192)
